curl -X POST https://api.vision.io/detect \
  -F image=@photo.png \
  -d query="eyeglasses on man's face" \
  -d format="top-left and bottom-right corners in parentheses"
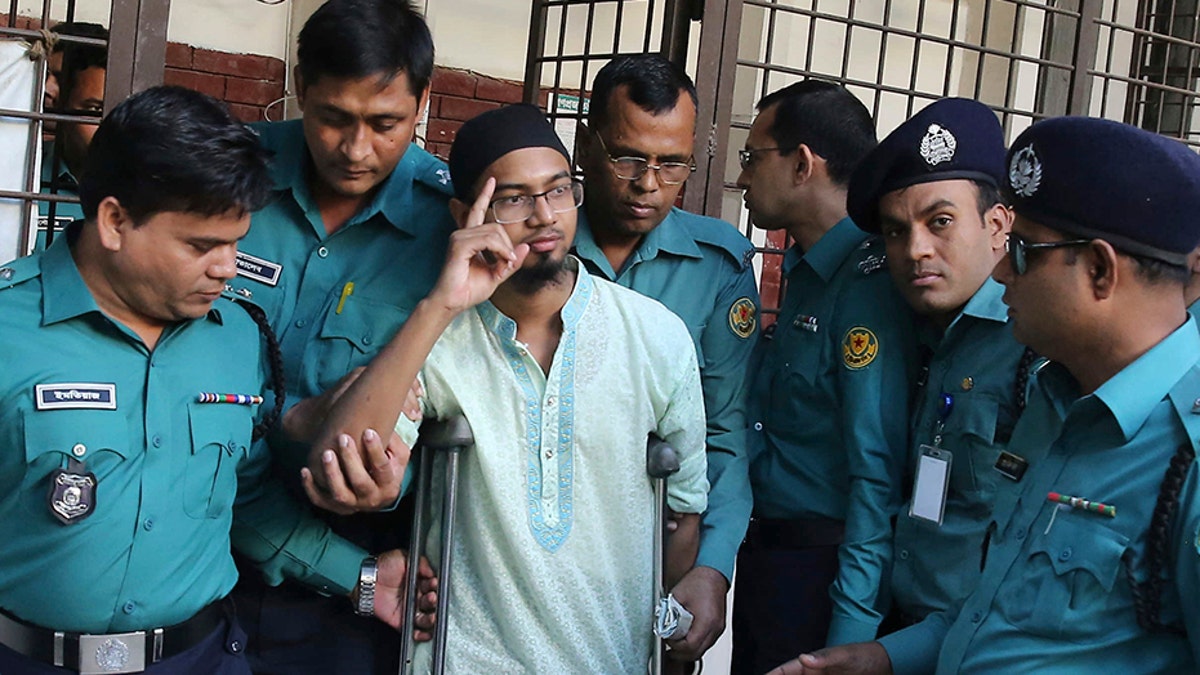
top-left (1005, 232), bottom-right (1091, 275)
top-left (737, 146), bottom-right (788, 171)
top-left (593, 132), bottom-right (695, 186)
top-left (489, 180), bottom-right (585, 224)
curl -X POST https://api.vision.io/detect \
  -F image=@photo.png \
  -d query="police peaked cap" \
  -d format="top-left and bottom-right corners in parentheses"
top-left (449, 103), bottom-right (571, 202)
top-left (848, 97), bottom-right (1005, 233)
top-left (1004, 116), bottom-right (1200, 267)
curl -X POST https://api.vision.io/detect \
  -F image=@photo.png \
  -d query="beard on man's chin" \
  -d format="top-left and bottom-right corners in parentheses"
top-left (508, 252), bottom-right (569, 293)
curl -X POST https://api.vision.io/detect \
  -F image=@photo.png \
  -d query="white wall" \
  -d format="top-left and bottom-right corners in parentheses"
top-left (13, 0), bottom-right (291, 59)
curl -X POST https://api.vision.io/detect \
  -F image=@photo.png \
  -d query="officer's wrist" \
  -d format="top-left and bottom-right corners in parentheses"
top-left (352, 555), bottom-right (378, 616)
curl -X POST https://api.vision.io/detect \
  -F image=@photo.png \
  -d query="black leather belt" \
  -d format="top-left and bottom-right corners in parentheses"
top-left (0, 598), bottom-right (229, 674)
top-left (744, 516), bottom-right (846, 549)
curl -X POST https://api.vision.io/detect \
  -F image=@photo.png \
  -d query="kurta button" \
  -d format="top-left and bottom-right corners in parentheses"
top-left (295, 319), bottom-right (307, 328)
top-left (123, 601), bottom-right (136, 614)
top-left (229, 639), bottom-right (243, 653)
top-left (152, 435), bottom-right (162, 448)
top-left (970, 611), bottom-right (981, 623)
top-left (547, 396), bottom-right (557, 407)
top-left (1016, 529), bottom-right (1026, 540)
top-left (143, 519), bottom-right (154, 531)
top-left (317, 246), bottom-right (329, 258)
top-left (1059, 547), bottom-right (1072, 561)
top-left (71, 443), bottom-right (86, 457)
top-left (753, 422), bottom-right (763, 431)
top-left (362, 335), bottom-right (372, 346)
top-left (898, 549), bottom-right (909, 560)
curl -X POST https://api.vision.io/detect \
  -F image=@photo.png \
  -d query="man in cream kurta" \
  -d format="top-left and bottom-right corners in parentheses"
top-left (308, 103), bottom-right (708, 674)
top-left (398, 259), bottom-right (708, 673)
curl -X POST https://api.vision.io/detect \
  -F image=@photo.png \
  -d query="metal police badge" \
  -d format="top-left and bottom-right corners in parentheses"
top-left (919, 123), bottom-right (957, 166)
top-left (95, 637), bottom-right (131, 672)
top-left (1009, 145), bottom-right (1042, 197)
top-left (729, 297), bottom-right (758, 339)
top-left (47, 459), bottom-right (97, 524)
top-left (842, 326), bottom-right (879, 370)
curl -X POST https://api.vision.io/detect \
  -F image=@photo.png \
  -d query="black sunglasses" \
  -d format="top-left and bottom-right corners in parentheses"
top-left (1005, 232), bottom-right (1091, 275)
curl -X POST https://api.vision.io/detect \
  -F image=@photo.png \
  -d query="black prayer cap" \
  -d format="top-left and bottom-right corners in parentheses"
top-left (848, 98), bottom-right (1005, 232)
top-left (1005, 116), bottom-right (1200, 266)
top-left (448, 103), bottom-right (571, 201)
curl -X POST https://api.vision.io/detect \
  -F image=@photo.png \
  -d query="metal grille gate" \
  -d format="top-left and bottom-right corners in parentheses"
top-left (525, 0), bottom-right (1200, 317)
top-left (0, 0), bottom-right (168, 257)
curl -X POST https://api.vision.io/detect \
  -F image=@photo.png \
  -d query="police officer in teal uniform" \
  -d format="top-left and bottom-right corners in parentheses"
top-left (731, 80), bottom-right (918, 673)
top-left (571, 53), bottom-right (759, 665)
top-left (227, 0), bottom-right (456, 672)
top-left (0, 86), bottom-right (428, 675)
top-left (772, 117), bottom-right (1200, 675)
top-left (846, 98), bottom-right (1034, 628)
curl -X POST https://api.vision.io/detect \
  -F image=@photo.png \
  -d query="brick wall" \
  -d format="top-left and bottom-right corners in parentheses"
top-left (424, 67), bottom-right (548, 160)
top-left (163, 44), bottom-right (286, 123)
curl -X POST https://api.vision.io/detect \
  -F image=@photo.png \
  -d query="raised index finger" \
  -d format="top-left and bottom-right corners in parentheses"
top-left (466, 176), bottom-right (497, 228)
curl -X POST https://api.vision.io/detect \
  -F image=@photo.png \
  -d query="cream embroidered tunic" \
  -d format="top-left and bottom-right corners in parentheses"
top-left (397, 261), bottom-right (708, 674)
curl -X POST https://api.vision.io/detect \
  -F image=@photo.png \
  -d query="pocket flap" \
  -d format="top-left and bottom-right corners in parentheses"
top-left (22, 408), bottom-right (130, 461)
top-left (1029, 513), bottom-right (1129, 592)
top-left (188, 402), bottom-right (253, 457)
top-left (317, 295), bottom-right (408, 353)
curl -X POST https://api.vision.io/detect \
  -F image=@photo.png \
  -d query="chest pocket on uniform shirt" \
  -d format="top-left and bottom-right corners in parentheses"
top-left (20, 408), bottom-right (131, 523)
top-left (942, 395), bottom-right (1001, 501)
top-left (1002, 514), bottom-right (1129, 641)
top-left (312, 296), bottom-right (409, 393)
top-left (184, 403), bottom-right (252, 519)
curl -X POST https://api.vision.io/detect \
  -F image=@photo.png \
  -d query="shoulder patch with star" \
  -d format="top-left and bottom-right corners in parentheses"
top-left (842, 326), bottom-right (879, 369)
top-left (728, 297), bottom-right (758, 339)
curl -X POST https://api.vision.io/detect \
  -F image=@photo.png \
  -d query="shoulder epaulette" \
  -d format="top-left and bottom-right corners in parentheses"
top-left (855, 235), bottom-right (888, 275)
top-left (411, 145), bottom-right (455, 197)
top-left (0, 255), bottom-right (41, 291)
top-left (1168, 365), bottom-right (1200, 452)
top-left (684, 212), bottom-right (756, 271)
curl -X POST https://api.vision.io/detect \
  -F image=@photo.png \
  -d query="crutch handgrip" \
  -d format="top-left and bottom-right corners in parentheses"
top-left (646, 436), bottom-right (681, 479)
top-left (418, 415), bottom-right (475, 451)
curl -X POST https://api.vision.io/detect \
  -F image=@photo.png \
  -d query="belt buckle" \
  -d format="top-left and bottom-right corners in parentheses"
top-left (77, 631), bottom-right (147, 674)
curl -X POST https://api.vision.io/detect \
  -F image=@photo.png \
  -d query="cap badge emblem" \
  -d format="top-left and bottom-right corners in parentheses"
top-left (1009, 145), bottom-right (1042, 198)
top-left (919, 123), bottom-right (957, 166)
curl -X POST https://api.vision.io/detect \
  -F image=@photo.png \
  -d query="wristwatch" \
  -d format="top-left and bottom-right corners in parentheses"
top-left (355, 556), bottom-right (378, 617)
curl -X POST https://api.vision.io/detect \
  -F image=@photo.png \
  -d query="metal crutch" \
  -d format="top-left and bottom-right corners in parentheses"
top-left (647, 434), bottom-right (681, 675)
top-left (398, 415), bottom-right (474, 675)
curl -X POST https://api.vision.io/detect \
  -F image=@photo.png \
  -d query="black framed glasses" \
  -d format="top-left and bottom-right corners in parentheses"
top-left (489, 180), bottom-right (584, 224)
top-left (737, 146), bottom-right (788, 171)
top-left (593, 133), bottom-right (695, 185)
top-left (1005, 232), bottom-right (1092, 275)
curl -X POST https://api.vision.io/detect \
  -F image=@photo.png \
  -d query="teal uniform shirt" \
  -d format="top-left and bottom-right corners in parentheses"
top-left (881, 318), bottom-right (1200, 674)
top-left (233, 120), bottom-right (455, 479)
top-left (34, 140), bottom-right (84, 251)
top-left (0, 235), bottom-right (365, 634)
top-left (573, 207), bottom-right (758, 581)
top-left (891, 278), bottom-right (1027, 620)
top-left (748, 217), bottom-right (918, 645)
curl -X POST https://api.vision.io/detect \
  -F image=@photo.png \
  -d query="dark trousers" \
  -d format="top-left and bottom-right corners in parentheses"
top-left (233, 573), bottom-right (399, 675)
top-left (0, 617), bottom-right (250, 675)
top-left (234, 491), bottom-right (414, 675)
top-left (730, 518), bottom-right (843, 675)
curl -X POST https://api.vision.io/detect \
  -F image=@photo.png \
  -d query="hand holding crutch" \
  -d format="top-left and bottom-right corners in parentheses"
top-left (648, 435), bottom-right (694, 675)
